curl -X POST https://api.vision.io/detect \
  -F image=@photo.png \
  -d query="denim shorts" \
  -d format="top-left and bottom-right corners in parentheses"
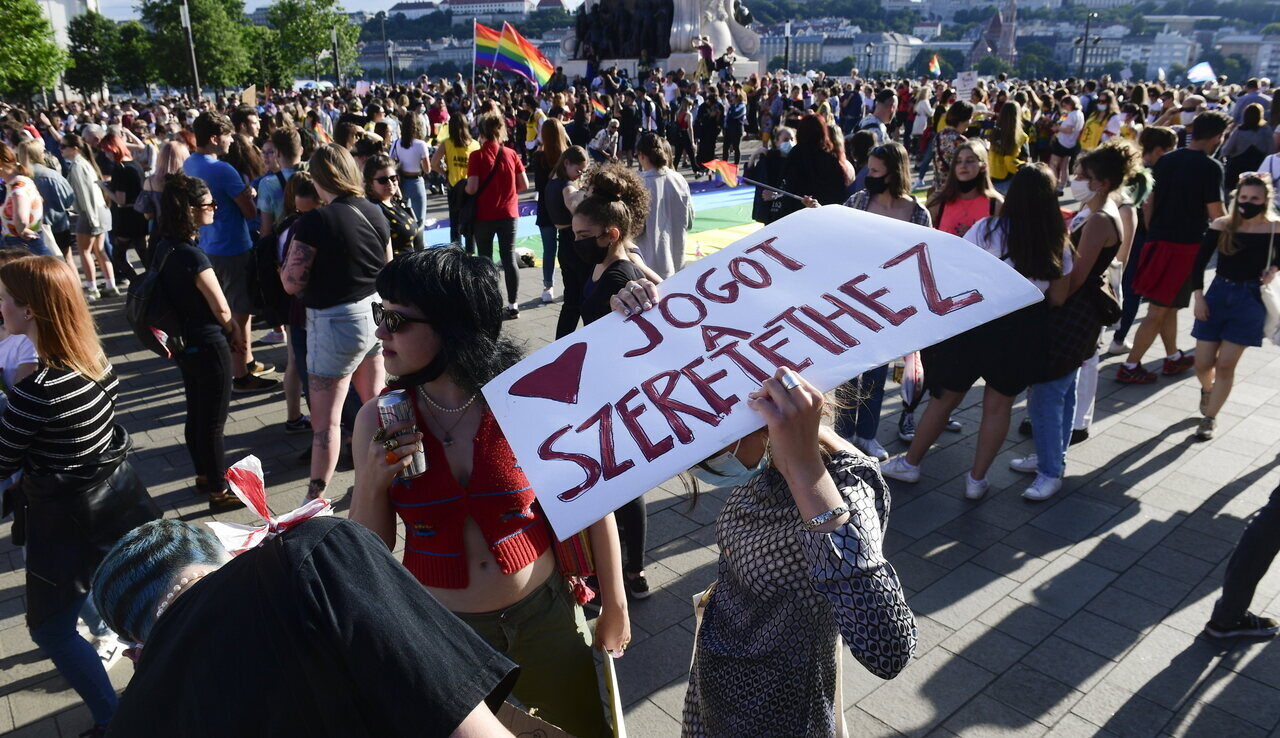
top-left (1192, 279), bottom-right (1265, 348)
top-left (305, 295), bottom-right (381, 378)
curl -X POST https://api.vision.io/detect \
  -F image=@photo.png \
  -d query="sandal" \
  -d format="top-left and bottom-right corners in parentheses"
top-left (207, 488), bottom-right (245, 511)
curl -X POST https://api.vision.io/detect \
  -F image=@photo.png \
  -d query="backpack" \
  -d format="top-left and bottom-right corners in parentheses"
top-left (248, 227), bottom-right (292, 327)
top-left (125, 241), bottom-right (183, 359)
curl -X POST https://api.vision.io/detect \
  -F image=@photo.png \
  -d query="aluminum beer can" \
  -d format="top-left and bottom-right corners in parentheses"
top-left (376, 389), bottom-right (427, 479)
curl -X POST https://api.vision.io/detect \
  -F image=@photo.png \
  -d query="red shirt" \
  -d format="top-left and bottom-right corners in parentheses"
top-left (467, 141), bottom-right (524, 221)
top-left (390, 405), bottom-right (552, 589)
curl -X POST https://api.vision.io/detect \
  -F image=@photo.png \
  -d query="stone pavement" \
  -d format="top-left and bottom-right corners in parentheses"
top-left (5, 217), bottom-right (1280, 737)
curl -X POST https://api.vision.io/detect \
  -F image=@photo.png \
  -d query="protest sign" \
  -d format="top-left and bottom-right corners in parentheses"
top-left (953, 70), bottom-right (979, 102)
top-left (482, 205), bottom-right (1044, 539)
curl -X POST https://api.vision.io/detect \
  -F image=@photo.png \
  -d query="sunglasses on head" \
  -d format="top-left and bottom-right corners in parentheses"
top-left (372, 301), bottom-right (430, 334)
top-left (373, 175), bottom-right (399, 185)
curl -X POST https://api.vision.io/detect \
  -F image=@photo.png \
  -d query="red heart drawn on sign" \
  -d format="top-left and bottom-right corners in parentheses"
top-left (508, 341), bottom-right (588, 404)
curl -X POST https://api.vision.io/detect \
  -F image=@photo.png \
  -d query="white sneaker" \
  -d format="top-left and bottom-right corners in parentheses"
top-left (880, 456), bottom-right (920, 483)
top-left (85, 288), bottom-right (100, 303)
top-left (854, 436), bottom-right (889, 461)
top-left (260, 329), bottom-right (286, 344)
top-left (1009, 454), bottom-right (1039, 474)
top-left (541, 287), bottom-right (555, 304)
top-left (1022, 473), bottom-right (1062, 501)
top-left (1107, 339), bottom-right (1132, 355)
top-left (913, 177), bottom-right (926, 189)
top-left (964, 473), bottom-right (990, 500)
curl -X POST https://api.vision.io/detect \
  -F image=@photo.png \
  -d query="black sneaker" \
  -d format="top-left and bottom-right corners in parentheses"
top-left (625, 573), bottom-right (651, 600)
top-left (1018, 418), bottom-right (1033, 437)
top-left (1204, 613), bottom-right (1279, 639)
top-left (1070, 428), bottom-right (1089, 445)
top-left (245, 360), bottom-right (275, 376)
top-left (232, 374), bottom-right (280, 394)
top-left (284, 414), bottom-right (312, 434)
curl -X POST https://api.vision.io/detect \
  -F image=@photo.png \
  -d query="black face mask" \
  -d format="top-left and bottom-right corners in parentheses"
top-left (1238, 201), bottom-right (1266, 220)
top-left (864, 174), bottom-right (888, 195)
top-left (390, 348), bottom-right (450, 389)
top-left (956, 177), bottom-right (979, 193)
top-left (573, 235), bottom-right (608, 265)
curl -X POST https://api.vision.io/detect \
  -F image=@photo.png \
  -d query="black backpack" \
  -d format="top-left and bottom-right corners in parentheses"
top-left (248, 225), bottom-right (292, 327)
top-left (125, 241), bottom-right (183, 358)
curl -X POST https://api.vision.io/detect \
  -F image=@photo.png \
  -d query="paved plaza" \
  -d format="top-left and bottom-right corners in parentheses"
top-left (3, 209), bottom-right (1280, 737)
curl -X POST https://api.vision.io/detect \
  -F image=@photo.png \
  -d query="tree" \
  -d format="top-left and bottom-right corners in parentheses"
top-left (1096, 60), bottom-right (1127, 79)
top-left (66, 10), bottom-right (118, 99)
top-left (244, 25), bottom-right (295, 89)
top-left (976, 54), bottom-right (1012, 77)
top-left (426, 61), bottom-right (464, 78)
top-left (907, 48), bottom-right (963, 79)
top-left (140, 0), bottom-right (252, 91)
top-left (1263, 22), bottom-right (1280, 36)
top-left (267, 0), bottom-right (361, 83)
top-left (1129, 61), bottom-right (1148, 81)
top-left (0, 0), bottom-right (67, 98)
top-left (113, 21), bottom-right (155, 96)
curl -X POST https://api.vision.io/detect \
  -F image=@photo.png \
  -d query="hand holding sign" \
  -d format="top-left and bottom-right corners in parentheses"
top-left (483, 205), bottom-right (1044, 540)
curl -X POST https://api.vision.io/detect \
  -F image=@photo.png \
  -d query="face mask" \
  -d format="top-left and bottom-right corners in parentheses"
top-left (1181, 111), bottom-right (1196, 125)
top-left (864, 174), bottom-right (888, 195)
top-left (778, 140), bottom-right (793, 154)
top-left (573, 235), bottom-right (608, 265)
top-left (1070, 178), bottom-right (1095, 203)
top-left (956, 177), bottom-right (979, 193)
top-left (1151, 100), bottom-right (1164, 113)
top-left (689, 438), bottom-right (769, 489)
top-left (1238, 201), bottom-right (1266, 220)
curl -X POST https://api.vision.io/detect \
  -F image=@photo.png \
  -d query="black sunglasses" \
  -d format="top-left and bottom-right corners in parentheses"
top-left (373, 175), bottom-right (399, 185)
top-left (372, 302), bottom-right (430, 333)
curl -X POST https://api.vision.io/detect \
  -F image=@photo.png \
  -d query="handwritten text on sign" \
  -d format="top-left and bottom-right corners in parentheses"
top-left (483, 206), bottom-right (1044, 539)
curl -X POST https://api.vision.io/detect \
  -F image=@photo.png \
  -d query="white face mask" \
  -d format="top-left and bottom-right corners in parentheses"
top-left (1181, 111), bottom-right (1196, 125)
top-left (778, 140), bottom-right (793, 154)
top-left (689, 438), bottom-right (769, 489)
top-left (1070, 178), bottom-right (1095, 204)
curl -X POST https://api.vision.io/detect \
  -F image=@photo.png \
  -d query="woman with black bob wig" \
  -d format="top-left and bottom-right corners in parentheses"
top-left (349, 248), bottom-right (630, 737)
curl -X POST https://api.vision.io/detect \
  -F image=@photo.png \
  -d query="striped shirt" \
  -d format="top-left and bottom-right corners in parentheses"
top-left (0, 366), bottom-right (117, 475)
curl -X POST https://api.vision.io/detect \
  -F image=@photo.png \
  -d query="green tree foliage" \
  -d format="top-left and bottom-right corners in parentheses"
top-left (141, 0), bottom-right (251, 91)
top-left (906, 48), bottom-right (964, 79)
top-left (1096, 60), bottom-right (1127, 79)
top-left (113, 21), bottom-right (155, 95)
top-left (976, 54), bottom-right (1012, 77)
top-left (1014, 41), bottom-right (1064, 80)
top-left (0, 0), bottom-right (66, 98)
top-left (267, 0), bottom-right (361, 81)
top-left (244, 25), bottom-right (295, 88)
top-left (1263, 23), bottom-right (1280, 35)
top-left (66, 10), bottom-right (119, 98)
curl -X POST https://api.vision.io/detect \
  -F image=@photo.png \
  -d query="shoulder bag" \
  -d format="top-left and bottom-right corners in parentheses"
top-left (455, 146), bottom-right (506, 239)
top-left (1259, 223), bottom-right (1280, 345)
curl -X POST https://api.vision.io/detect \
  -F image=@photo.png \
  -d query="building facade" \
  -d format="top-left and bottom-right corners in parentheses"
top-left (40, 0), bottom-right (97, 47)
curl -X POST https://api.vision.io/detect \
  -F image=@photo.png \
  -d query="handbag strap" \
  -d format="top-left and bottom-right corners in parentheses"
top-left (473, 145), bottom-right (506, 199)
top-left (340, 200), bottom-right (384, 246)
top-left (1267, 221), bottom-right (1276, 282)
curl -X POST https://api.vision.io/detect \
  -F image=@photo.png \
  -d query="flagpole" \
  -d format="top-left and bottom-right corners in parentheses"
top-left (472, 18), bottom-right (477, 97)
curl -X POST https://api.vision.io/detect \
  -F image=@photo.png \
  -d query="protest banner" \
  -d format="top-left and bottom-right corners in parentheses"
top-left (482, 205), bottom-right (1045, 539)
top-left (953, 70), bottom-right (979, 102)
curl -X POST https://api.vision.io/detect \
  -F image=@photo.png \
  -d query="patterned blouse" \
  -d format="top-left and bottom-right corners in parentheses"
top-left (1, 176), bottom-right (43, 240)
top-left (932, 127), bottom-right (968, 188)
top-left (844, 190), bottom-right (932, 227)
top-left (682, 449), bottom-right (918, 736)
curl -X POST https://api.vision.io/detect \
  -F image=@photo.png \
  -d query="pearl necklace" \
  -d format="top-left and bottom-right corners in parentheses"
top-left (154, 570), bottom-right (212, 620)
top-left (417, 386), bottom-right (478, 414)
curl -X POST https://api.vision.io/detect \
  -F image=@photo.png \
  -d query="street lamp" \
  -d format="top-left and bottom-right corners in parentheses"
top-left (377, 11), bottom-right (391, 84)
top-left (783, 21), bottom-right (791, 72)
top-left (1075, 12), bottom-right (1100, 79)
top-left (865, 41), bottom-right (873, 76)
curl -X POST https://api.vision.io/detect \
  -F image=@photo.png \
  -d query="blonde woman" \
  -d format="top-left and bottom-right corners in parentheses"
top-left (1190, 173), bottom-right (1280, 440)
top-left (926, 139), bottom-right (1003, 238)
top-left (137, 139), bottom-right (191, 223)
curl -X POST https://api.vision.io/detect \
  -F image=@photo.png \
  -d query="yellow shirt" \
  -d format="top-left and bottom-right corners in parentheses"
top-left (526, 109), bottom-right (547, 145)
top-left (443, 139), bottom-right (480, 187)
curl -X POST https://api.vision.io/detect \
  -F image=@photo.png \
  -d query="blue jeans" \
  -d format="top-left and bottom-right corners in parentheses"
top-left (1027, 369), bottom-right (1080, 479)
top-left (834, 365), bottom-right (889, 440)
top-left (30, 593), bottom-right (118, 725)
top-left (539, 225), bottom-right (558, 289)
top-left (401, 175), bottom-right (428, 226)
top-left (2, 232), bottom-right (56, 256)
top-left (1114, 238), bottom-right (1145, 343)
top-left (915, 134), bottom-right (936, 180)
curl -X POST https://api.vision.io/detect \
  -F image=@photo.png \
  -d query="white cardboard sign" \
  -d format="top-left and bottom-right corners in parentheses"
top-left (953, 70), bottom-right (979, 102)
top-left (482, 205), bottom-right (1044, 539)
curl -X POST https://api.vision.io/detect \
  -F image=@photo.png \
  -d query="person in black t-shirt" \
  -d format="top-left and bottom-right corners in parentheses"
top-left (154, 174), bottom-right (246, 512)
top-left (92, 517), bottom-right (519, 738)
top-left (281, 144), bottom-right (392, 503)
top-left (1118, 111), bottom-right (1229, 385)
top-left (572, 163), bottom-right (659, 599)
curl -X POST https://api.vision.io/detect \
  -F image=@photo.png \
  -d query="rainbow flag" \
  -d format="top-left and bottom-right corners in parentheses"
top-left (475, 21), bottom-right (501, 69)
top-left (312, 122), bottom-right (331, 144)
top-left (928, 54), bottom-right (941, 76)
top-left (592, 98), bottom-right (608, 117)
top-left (701, 159), bottom-right (739, 188)
top-left (496, 22), bottom-right (554, 88)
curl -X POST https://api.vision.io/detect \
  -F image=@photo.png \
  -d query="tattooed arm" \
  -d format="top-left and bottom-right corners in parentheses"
top-left (281, 238), bottom-right (316, 295)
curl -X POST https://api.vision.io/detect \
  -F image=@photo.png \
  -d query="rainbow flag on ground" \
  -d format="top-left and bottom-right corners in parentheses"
top-left (928, 54), bottom-right (941, 76)
top-left (592, 98), bottom-right (608, 117)
top-left (474, 21), bottom-right (501, 69)
top-left (702, 159), bottom-right (739, 188)
top-left (496, 22), bottom-right (554, 88)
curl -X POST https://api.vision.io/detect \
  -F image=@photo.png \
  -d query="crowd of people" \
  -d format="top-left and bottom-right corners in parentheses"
top-left (0, 63), bottom-right (1278, 737)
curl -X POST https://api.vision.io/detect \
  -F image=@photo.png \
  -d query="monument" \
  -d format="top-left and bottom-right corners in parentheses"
top-left (559, 0), bottom-right (761, 80)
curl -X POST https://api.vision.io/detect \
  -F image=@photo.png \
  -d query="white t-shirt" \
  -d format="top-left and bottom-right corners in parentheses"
top-left (663, 81), bottom-right (679, 104)
top-left (0, 334), bottom-right (37, 391)
top-left (964, 217), bottom-right (1073, 294)
top-left (391, 138), bottom-right (430, 174)
top-left (1056, 109), bottom-right (1085, 147)
top-left (1102, 113), bottom-right (1124, 140)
